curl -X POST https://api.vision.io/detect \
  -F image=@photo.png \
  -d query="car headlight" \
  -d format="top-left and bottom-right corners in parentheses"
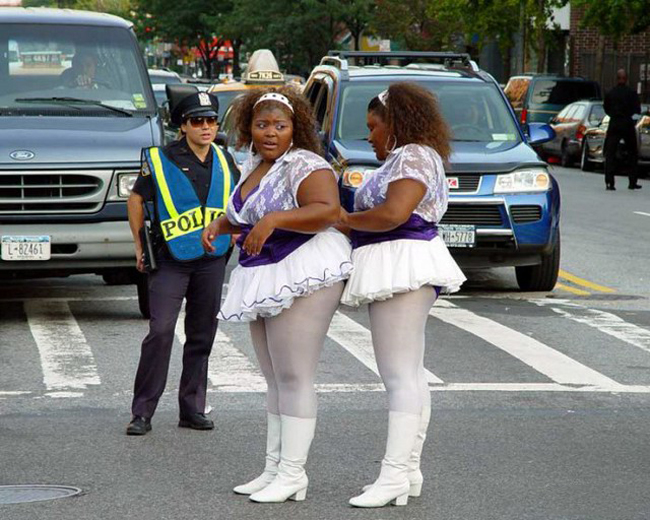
top-left (494, 169), bottom-right (550, 193)
top-left (342, 166), bottom-right (374, 188)
top-left (117, 172), bottom-right (139, 198)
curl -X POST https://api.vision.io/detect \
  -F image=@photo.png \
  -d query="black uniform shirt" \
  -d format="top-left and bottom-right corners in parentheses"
top-left (133, 137), bottom-right (240, 260)
top-left (604, 84), bottom-right (641, 127)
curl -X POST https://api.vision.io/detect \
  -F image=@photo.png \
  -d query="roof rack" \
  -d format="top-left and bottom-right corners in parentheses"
top-left (324, 51), bottom-right (479, 74)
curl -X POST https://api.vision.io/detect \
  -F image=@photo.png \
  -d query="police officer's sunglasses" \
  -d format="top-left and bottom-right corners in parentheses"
top-left (187, 116), bottom-right (217, 128)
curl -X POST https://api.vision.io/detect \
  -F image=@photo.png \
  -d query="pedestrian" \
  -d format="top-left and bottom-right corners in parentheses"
top-left (125, 89), bottom-right (239, 436)
top-left (339, 82), bottom-right (466, 508)
top-left (603, 69), bottom-right (642, 190)
top-left (202, 87), bottom-right (353, 503)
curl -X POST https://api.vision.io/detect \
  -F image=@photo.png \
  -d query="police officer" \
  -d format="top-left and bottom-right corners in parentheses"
top-left (604, 69), bottom-right (642, 190)
top-left (126, 88), bottom-right (238, 436)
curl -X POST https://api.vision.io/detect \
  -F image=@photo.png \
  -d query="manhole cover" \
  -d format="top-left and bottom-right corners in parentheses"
top-left (0, 485), bottom-right (81, 505)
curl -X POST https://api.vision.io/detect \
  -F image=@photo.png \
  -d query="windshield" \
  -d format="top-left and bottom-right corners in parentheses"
top-left (0, 23), bottom-right (155, 115)
top-left (531, 80), bottom-right (600, 106)
top-left (337, 80), bottom-right (521, 143)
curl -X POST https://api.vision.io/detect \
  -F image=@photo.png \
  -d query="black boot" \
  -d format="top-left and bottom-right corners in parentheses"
top-left (126, 416), bottom-right (152, 436)
top-left (178, 413), bottom-right (214, 430)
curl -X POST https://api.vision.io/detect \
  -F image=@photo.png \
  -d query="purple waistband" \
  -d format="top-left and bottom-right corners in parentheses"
top-left (237, 227), bottom-right (314, 267)
top-left (350, 214), bottom-right (438, 249)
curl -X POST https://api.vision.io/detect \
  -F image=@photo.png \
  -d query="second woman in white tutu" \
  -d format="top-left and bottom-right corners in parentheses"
top-left (340, 82), bottom-right (466, 508)
top-left (202, 87), bottom-right (352, 503)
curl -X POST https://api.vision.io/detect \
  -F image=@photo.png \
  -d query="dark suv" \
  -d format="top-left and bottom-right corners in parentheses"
top-left (304, 51), bottom-right (560, 291)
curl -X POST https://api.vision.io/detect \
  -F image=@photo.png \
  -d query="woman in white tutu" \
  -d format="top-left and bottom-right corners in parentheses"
top-left (202, 87), bottom-right (352, 503)
top-left (340, 82), bottom-right (466, 508)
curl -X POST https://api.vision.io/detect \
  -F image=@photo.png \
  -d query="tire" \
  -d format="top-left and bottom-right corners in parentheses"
top-left (136, 273), bottom-right (150, 319)
top-left (515, 232), bottom-right (561, 292)
top-left (580, 143), bottom-right (595, 172)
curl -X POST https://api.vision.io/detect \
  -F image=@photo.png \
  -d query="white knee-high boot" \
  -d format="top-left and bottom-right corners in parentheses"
top-left (233, 413), bottom-right (281, 495)
top-left (350, 411), bottom-right (420, 508)
top-left (361, 404), bottom-right (431, 497)
top-left (249, 415), bottom-right (315, 503)
top-left (406, 403), bottom-right (431, 497)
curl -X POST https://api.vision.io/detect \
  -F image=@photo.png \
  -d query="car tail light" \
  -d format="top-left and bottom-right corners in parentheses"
top-left (576, 124), bottom-right (586, 141)
top-left (520, 109), bottom-right (527, 124)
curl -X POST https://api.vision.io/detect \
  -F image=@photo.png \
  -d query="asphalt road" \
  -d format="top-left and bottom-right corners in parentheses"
top-left (1, 165), bottom-right (650, 520)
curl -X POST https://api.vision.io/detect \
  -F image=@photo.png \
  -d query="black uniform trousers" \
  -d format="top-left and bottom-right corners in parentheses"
top-left (604, 122), bottom-right (638, 188)
top-left (131, 255), bottom-right (226, 419)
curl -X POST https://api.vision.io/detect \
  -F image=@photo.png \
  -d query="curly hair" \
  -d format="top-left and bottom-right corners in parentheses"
top-left (232, 85), bottom-right (322, 155)
top-left (368, 82), bottom-right (452, 162)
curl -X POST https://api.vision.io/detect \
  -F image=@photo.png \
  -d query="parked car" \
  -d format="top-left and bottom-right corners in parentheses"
top-left (504, 74), bottom-right (601, 125)
top-left (147, 68), bottom-right (183, 86)
top-left (0, 8), bottom-right (163, 317)
top-left (581, 104), bottom-right (650, 172)
top-left (303, 51), bottom-right (560, 292)
top-left (541, 100), bottom-right (605, 167)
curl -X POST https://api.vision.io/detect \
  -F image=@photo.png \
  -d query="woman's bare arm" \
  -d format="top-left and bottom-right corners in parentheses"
top-left (345, 179), bottom-right (426, 232)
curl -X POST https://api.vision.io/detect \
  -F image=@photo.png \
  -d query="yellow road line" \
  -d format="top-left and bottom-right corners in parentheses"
top-left (555, 282), bottom-right (591, 296)
top-left (558, 270), bottom-right (616, 293)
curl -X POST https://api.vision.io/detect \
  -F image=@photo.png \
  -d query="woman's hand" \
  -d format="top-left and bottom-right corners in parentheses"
top-left (201, 219), bottom-right (221, 252)
top-left (135, 243), bottom-right (145, 273)
top-left (242, 214), bottom-right (276, 256)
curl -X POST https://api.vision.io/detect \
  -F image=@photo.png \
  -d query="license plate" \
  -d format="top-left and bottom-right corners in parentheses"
top-left (439, 225), bottom-right (476, 248)
top-left (1, 235), bottom-right (51, 261)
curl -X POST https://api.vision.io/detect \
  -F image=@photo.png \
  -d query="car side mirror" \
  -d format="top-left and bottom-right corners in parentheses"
top-left (215, 131), bottom-right (228, 147)
top-left (527, 122), bottom-right (555, 146)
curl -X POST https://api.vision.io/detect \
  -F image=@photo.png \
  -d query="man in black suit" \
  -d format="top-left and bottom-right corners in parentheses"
top-left (603, 69), bottom-right (642, 190)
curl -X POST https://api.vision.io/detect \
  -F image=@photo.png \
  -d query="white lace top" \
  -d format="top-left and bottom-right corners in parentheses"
top-left (226, 147), bottom-right (336, 226)
top-left (353, 144), bottom-right (448, 223)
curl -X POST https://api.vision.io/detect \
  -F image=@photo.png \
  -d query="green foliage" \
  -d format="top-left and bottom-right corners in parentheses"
top-left (572, 0), bottom-right (650, 42)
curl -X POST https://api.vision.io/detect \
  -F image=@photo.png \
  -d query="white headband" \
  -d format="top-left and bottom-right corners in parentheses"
top-left (254, 92), bottom-right (294, 113)
top-left (378, 89), bottom-right (389, 106)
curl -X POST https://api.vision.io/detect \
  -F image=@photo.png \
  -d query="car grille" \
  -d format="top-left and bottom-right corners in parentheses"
top-left (0, 172), bottom-right (110, 214)
top-left (510, 205), bottom-right (543, 223)
top-left (448, 174), bottom-right (481, 193)
top-left (441, 204), bottom-right (504, 226)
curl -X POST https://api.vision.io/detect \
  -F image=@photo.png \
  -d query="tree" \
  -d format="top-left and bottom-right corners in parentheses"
top-left (573, 0), bottom-right (650, 42)
top-left (572, 0), bottom-right (650, 83)
top-left (334, 0), bottom-right (376, 51)
top-left (134, 0), bottom-right (235, 79)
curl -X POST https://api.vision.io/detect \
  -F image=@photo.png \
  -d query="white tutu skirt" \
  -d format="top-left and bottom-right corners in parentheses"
top-left (340, 236), bottom-right (466, 307)
top-left (219, 229), bottom-right (353, 322)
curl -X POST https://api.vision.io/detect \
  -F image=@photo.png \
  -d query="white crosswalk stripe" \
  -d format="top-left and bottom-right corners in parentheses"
top-left (431, 299), bottom-right (624, 390)
top-left (3, 295), bottom-right (650, 401)
top-left (24, 300), bottom-right (100, 397)
top-left (533, 299), bottom-right (650, 355)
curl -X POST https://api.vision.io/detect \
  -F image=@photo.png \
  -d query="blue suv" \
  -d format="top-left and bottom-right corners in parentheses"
top-left (304, 51), bottom-right (560, 291)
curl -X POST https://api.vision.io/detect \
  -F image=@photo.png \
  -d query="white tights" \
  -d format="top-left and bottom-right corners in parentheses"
top-left (249, 282), bottom-right (344, 419)
top-left (368, 287), bottom-right (437, 414)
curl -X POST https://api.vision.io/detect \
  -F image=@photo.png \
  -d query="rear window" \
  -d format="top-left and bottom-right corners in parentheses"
top-left (504, 77), bottom-right (530, 109)
top-left (531, 80), bottom-right (600, 106)
top-left (589, 104), bottom-right (605, 124)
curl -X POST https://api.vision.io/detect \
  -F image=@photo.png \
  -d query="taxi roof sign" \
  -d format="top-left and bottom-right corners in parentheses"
top-left (243, 49), bottom-right (285, 84)
top-left (245, 70), bottom-right (285, 83)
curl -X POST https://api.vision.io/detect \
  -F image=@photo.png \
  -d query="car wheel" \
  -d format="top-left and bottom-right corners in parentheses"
top-left (580, 143), bottom-right (595, 172)
top-left (515, 231), bottom-right (560, 292)
top-left (136, 273), bottom-right (150, 319)
top-left (560, 142), bottom-right (572, 168)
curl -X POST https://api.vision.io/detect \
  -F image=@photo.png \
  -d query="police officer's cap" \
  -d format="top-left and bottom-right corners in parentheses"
top-left (167, 84), bottom-right (219, 126)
